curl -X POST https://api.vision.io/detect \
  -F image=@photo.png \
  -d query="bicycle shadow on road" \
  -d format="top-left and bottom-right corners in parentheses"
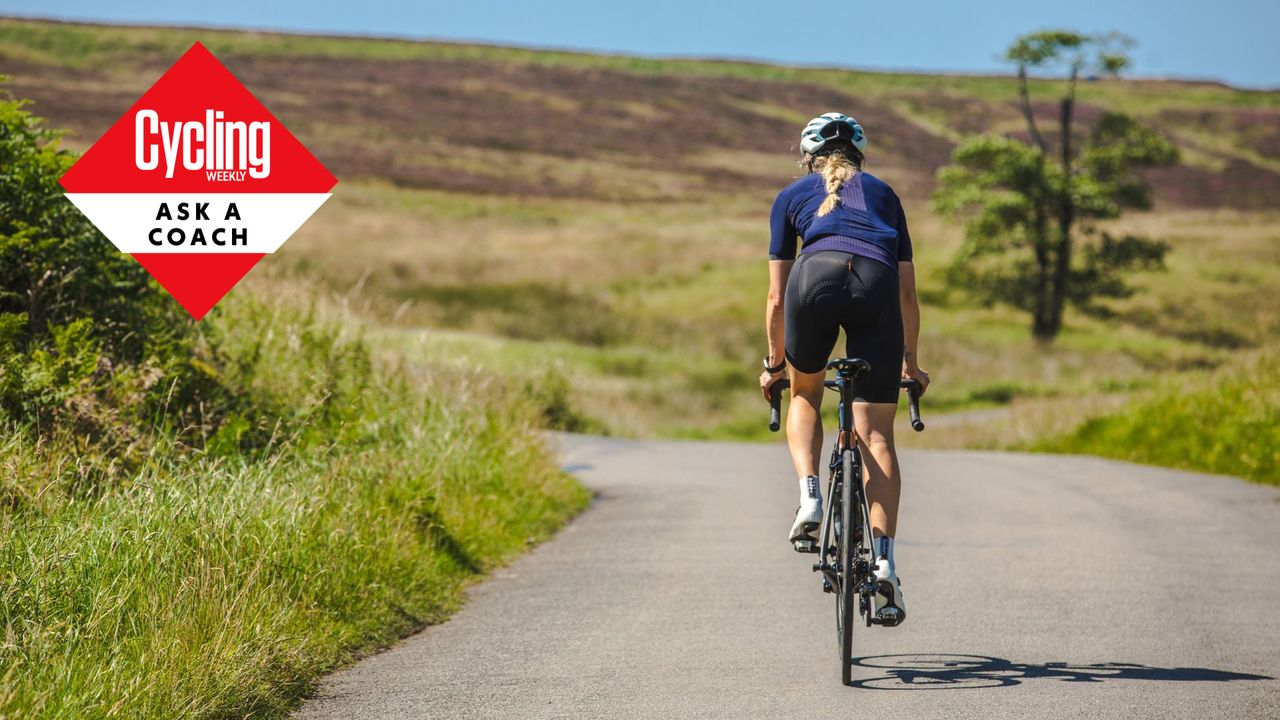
top-left (849, 654), bottom-right (1273, 690)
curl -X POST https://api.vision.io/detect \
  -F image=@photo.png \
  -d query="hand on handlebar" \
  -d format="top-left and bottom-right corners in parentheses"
top-left (766, 362), bottom-right (924, 433)
top-left (760, 368), bottom-right (786, 402)
top-left (902, 363), bottom-right (930, 396)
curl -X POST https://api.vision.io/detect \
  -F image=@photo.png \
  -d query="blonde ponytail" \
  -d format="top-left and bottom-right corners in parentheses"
top-left (812, 152), bottom-right (858, 217)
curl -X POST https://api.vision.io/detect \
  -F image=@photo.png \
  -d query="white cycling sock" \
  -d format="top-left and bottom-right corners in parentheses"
top-left (875, 536), bottom-right (895, 576)
top-left (798, 475), bottom-right (821, 506)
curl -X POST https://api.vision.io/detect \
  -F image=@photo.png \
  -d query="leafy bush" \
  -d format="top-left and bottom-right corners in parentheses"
top-left (522, 366), bottom-right (603, 433)
top-left (0, 90), bottom-right (239, 462)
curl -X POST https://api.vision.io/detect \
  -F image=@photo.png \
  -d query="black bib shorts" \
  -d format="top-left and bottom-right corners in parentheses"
top-left (783, 250), bottom-right (904, 404)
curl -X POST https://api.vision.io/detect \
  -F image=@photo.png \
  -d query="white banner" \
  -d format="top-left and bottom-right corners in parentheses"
top-left (64, 193), bottom-right (331, 254)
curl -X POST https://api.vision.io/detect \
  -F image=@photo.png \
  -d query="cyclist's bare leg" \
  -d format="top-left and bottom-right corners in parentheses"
top-left (786, 367), bottom-right (826, 479)
top-left (851, 401), bottom-right (901, 538)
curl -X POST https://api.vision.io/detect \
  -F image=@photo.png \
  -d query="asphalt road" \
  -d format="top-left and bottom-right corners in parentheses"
top-left (296, 434), bottom-right (1280, 719)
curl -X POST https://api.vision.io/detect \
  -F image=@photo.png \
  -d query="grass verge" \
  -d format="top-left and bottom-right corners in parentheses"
top-left (0, 285), bottom-right (590, 719)
top-left (1036, 355), bottom-right (1279, 485)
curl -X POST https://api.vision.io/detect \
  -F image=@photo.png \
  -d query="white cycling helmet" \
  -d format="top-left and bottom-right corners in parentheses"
top-left (800, 112), bottom-right (867, 155)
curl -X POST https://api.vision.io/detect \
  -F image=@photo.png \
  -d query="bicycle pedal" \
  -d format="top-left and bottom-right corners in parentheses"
top-left (873, 609), bottom-right (904, 627)
top-left (793, 540), bottom-right (818, 553)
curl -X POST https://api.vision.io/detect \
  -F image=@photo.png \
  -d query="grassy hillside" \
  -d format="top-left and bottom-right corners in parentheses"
top-left (1, 17), bottom-right (1276, 449)
top-left (3, 18), bottom-right (1278, 208)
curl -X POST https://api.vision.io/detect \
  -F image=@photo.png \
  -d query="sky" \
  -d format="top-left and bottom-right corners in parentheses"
top-left (2, 0), bottom-right (1277, 89)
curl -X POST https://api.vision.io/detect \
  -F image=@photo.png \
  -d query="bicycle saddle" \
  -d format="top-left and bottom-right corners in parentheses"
top-left (826, 357), bottom-right (872, 375)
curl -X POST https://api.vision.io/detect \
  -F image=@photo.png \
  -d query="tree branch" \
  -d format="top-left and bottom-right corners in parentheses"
top-left (1017, 64), bottom-right (1046, 154)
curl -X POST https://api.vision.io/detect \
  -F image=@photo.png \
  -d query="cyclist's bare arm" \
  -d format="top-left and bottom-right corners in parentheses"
top-left (898, 261), bottom-right (929, 394)
top-left (766, 260), bottom-right (793, 365)
top-left (761, 259), bottom-right (793, 400)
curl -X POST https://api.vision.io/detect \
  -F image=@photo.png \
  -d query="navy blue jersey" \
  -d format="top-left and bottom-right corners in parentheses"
top-left (769, 171), bottom-right (913, 269)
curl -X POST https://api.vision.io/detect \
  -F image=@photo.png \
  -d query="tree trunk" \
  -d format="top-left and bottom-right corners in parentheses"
top-left (1047, 71), bottom-right (1079, 339)
top-left (1031, 167), bottom-right (1054, 340)
top-left (1019, 63), bottom-right (1055, 338)
top-left (1032, 270), bottom-right (1054, 338)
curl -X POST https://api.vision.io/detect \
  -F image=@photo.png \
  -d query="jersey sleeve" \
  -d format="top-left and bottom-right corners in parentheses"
top-left (895, 198), bottom-right (913, 263)
top-left (769, 189), bottom-right (798, 260)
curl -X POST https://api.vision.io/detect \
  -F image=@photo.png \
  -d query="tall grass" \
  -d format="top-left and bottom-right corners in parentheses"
top-left (0, 286), bottom-right (589, 719)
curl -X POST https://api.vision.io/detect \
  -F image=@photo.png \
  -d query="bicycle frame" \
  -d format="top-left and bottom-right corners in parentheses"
top-left (819, 365), bottom-right (884, 622)
top-left (813, 366), bottom-right (865, 598)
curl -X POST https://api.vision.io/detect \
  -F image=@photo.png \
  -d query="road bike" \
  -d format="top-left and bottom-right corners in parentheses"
top-left (767, 358), bottom-right (924, 685)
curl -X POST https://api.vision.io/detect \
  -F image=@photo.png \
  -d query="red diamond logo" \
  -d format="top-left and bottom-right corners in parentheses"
top-left (60, 42), bottom-right (336, 319)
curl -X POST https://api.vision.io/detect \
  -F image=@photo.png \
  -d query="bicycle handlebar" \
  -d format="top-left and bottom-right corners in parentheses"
top-left (901, 379), bottom-right (925, 432)
top-left (768, 379), bottom-right (789, 431)
top-left (766, 377), bottom-right (924, 433)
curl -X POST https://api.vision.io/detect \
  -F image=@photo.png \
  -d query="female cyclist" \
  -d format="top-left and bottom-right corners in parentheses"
top-left (758, 112), bottom-right (929, 625)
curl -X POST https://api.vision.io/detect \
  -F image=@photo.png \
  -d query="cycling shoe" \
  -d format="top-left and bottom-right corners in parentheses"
top-left (873, 563), bottom-right (906, 626)
top-left (789, 503), bottom-right (821, 553)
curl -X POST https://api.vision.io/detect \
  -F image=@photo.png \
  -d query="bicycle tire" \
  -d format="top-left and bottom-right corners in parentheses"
top-left (838, 447), bottom-right (857, 685)
top-left (830, 470), bottom-right (844, 659)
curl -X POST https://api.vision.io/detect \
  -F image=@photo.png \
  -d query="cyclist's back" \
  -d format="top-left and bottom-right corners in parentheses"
top-left (769, 170), bottom-right (912, 272)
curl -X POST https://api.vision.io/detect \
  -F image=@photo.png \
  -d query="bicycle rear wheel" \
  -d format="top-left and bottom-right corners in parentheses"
top-left (837, 447), bottom-right (857, 685)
